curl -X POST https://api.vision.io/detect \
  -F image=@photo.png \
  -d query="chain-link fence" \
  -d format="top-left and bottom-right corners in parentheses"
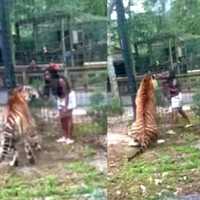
top-left (116, 72), bottom-right (200, 128)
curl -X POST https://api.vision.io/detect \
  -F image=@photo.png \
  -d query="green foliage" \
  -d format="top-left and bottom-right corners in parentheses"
top-left (74, 122), bottom-right (106, 136)
top-left (109, 127), bottom-right (200, 199)
top-left (29, 97), bottom-right (55, 108)
top-left (171, 0), bottom-right (200, 34)
top-left (29, 79), bottom-right (43, 89)
top-left (89, 92), bottom-right (123, 131)
top-left (89, 92), bottom-right (107, 114)
top-left (88, 72), bottom-right (107, 89)
top-left (128, 12), bottom-right (158, 43)
top-left (13, 0), bottom-right (106, 24)
top-left (110, 0), bottom-right (200, 63)
top-left (89, 92), bottom-right (123, 116)
top-left (192, 85), bottom-right (200, 117)
top-left (107, 97), bottom-right (123, 116)
top-left (89, 91), bottom-right (107, 131)
top-left (0, 162), bottom-right (106, 200)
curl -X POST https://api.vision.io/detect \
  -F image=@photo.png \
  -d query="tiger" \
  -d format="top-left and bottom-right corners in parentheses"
top-left (128, 74), bottom-right (159, 149)
top-left (0, 86), bottom-right (41, 166)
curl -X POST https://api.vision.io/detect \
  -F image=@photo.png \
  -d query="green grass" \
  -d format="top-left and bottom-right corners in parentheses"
top-left (74, 122), bottom-right (106, 136)
top-left (109, 126), bottom-right (200, 200)
top-left (0, 175), bottom-right (68, 200)
top-left (65, 161), bottom-right (106, 187)
top-left (0, 161), bottom-right (106, 200)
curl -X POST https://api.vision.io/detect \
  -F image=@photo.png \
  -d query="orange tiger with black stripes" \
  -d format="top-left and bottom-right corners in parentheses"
top-left (128, 74), bottom-right (159, 149)
top-left (0, 86), bottom-right (41, 166)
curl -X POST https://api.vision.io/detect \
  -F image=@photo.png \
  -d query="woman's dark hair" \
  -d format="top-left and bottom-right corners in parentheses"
top-left (49, 68), bottom-right (59, 79)
top-left (56, 76), bottom-right (71, 98)
top-left (61, 76), bottom-right (71, 93)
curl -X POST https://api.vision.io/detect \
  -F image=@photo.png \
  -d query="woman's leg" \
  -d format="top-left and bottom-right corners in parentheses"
top-left (60, 111), bottom-right (73, 139)
top-left (67, 113), bottom-right (73, 139)
top-left (60, 116), bottom-right (69, 138)
top-left (171, 108), bottom-right (178, 126)
top-left (177, 107), bottom-right (190, 124)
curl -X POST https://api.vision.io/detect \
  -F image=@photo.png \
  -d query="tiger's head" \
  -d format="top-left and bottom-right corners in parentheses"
top-left (151, 74), bottom-right (158, 89)
top-left (138, 74), bottom-right (157, 96)
top-left (7, 86), bottom-right (34, 133)
top-left (8, 86), bottom-right (30, 103)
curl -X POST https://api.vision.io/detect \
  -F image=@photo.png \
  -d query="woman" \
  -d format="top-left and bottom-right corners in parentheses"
top-left (56, 76), bottom-right (76, 144)
top-left (166, 70), bottom-right (192, 128)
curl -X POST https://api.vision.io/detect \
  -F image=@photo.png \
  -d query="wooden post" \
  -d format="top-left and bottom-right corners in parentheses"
top-left (61, 18), bottom-right (68, 77)
top-left (32, 21), bottom-right (38, 59)
top-left (22, 71), bottom-right (27, 85)
top-left (69, 16), bottom-right (75, 67)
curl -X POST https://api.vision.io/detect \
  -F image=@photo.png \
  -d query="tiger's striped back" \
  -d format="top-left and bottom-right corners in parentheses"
top-left (0, 86), bottom-right (40, 166)
top-left (129, 75), bottom-right (158, 149)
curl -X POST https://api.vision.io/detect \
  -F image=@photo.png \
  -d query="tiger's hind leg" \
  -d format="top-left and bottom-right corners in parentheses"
top-left (24, 140), bottom-right (35, 164)
top-left (0, 134), bottom-right (19, 167)
top-left (9, 149), bottom-right (19, 167)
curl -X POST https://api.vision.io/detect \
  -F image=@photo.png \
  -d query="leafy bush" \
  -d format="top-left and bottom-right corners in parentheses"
top-left (29, 96), bottom-right (55, 108)
top-left (89, 92), bottom-right (123, 132)
top-left (107, 97), bottom-right (123, 116)
top-left (29, 79), bottom-right (43, 90)
top-left (88, 72), bottom-right (107, 89)
top-left (89, 92), bottom-right (107, 114)
top-left (89, 91), bottom-right (107, 131)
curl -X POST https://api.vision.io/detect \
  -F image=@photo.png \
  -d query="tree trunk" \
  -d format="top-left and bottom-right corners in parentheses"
top-left (108, 0), bottom-right (121, 99)
top-left (115, 0), bottom-right (137, 120)
top-left (107, 31), bottom-right (120, 98)
top-left (0, 0), bottom-right (16, 88)
top-left (15, 23), bottom-right (20, 47)
top-left (134, 43), bottom-right (139, 57)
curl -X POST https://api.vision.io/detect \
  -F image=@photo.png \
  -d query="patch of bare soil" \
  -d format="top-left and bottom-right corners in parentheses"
top-left (1, 114), bottom-right (107, 181)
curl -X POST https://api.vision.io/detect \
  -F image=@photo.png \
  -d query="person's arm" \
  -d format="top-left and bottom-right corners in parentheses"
top-left (67, 91), bottom-right (77, 110)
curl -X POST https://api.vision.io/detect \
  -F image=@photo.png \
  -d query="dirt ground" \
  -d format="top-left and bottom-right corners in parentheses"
top-left (0, 112), bottom-right (107, 200)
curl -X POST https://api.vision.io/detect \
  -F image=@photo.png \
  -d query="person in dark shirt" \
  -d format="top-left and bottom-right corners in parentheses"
top-left (166, 70), bottom-right (191, 128)
top-left (42, 64), bottom-right (76, 144)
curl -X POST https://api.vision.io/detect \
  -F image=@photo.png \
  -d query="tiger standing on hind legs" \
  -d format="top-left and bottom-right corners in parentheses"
top-left (0, 86), bottom-right (41, 167)
top-left (128, 74), bottom-right (159, 150)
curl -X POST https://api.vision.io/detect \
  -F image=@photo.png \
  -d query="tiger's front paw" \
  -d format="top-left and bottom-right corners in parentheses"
top-left (9, 159), bottom-right (19, 167)
top-left (35, 144), bottom-right (42, 151)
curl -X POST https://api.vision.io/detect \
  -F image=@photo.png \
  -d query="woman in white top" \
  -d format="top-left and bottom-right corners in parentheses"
top-left (56, 76), bottom-right (76, 144)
